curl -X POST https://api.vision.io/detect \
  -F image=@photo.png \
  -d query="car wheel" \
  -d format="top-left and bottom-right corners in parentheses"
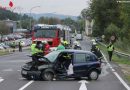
top-left (88, 70), bottom-right (99, 80)
top-left (42, 71), bottom-right (54, 81)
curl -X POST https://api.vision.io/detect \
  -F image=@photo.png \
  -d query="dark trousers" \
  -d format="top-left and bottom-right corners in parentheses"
top-left (108, 51), bottom-right (113, 61)
top-left (19, 46), bottom-right (22, 52)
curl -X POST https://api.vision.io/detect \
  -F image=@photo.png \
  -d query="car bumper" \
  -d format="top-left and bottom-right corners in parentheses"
top-left (21, 69), bottom-right (41, 79)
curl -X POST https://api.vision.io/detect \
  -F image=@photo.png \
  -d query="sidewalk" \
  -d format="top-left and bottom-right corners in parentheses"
top-left (0, 46), bottom-right (30, 56)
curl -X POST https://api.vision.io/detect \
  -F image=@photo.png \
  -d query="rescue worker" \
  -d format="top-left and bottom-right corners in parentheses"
top-left (107, 42), bottom-right (114, 61)
top-left (63, 40), bottom-right (69, 49)
top-left (18, 41), bottom-right (22, 52)
top-left (57, 41), bottom-right (65, 50)
top-left (43, 41), bottom-right (50, 55)
top-left (91, 42), bottom-right (102, 61)
top-left (73, 40), bottom-right (81, 50)
top-left (12, 41), bottom-right (16, 52)
top-left (31, 41), bottom-right (43, 62)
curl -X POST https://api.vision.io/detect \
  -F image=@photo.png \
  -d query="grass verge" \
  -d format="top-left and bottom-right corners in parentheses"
top-left (0, 50), bottom-right (10, 56)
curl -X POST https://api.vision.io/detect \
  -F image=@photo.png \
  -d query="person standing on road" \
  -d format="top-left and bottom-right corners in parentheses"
top-left (107, 42), bottom-right (114, 61)
top-left (44, 41), bottom-right (50, 55)
top-left (91, 43), bottom-right (102, 61)
top-left (31, 41), bottom-right (43, 62)
top-left (18, 41), bottom-right (22, 52)
top-left (12, 41), bottom-right (16, 52)
top-left (63, 40), bottom-right (69, 49)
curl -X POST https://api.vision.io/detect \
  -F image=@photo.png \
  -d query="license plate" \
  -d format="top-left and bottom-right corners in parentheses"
top-left (22, 70), bottom-right (27, 75)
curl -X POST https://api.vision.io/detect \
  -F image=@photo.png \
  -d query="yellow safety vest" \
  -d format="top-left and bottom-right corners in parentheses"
top-left (108, 45), bottom-right (114, 51)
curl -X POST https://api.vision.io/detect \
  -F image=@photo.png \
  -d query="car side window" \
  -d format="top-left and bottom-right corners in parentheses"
top-left (86, 54), bottom-right (97, 61)
top-left (86, 54), bottom-right (91, 61)
top-left (74, 53), bottom-right (86, 64)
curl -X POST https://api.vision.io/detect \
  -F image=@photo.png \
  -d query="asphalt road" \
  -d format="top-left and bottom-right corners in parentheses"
top-left (0, 37), bottom-right (129, 90)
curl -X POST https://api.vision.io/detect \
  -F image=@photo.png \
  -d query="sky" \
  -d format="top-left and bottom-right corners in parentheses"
top-left (0, 0), bottom-right (90, 16)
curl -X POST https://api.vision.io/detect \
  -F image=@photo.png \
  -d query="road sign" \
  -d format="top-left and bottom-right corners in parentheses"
top-left (110, 36), bottom-right (116, 41)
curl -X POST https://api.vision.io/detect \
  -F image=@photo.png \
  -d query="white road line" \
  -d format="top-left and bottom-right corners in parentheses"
top-left (2, 68), bottom-right (13, 72)
top-left (0, 77), bottom-right (4, 83)
top-left (79, 80), bottom-right (89, 90)
top-left (102, 52), bottom-right (130, 90)
top-left (18, 80), bottom-right (34, 90)
top-left (0, 79), bottom-right (4, 83)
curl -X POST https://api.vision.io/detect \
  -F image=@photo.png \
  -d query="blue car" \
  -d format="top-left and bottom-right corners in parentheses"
top-left (21, 50), bottom-right (102, 81)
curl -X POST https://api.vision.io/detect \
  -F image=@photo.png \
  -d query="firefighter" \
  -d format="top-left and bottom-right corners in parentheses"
top-left (42, 41), bottom-right (50, 55)
top-left (12, 41), bottom-right (16, 52)
top-left (18, 41), bottom-right (23, 52)
top-left (91, 42), bottom-right (102, 61)
top-left (63, 40), bottom-right (69, 49)
top-left (57, 41), bottom-right (65, 50)
top-left (31, 41), bottom-right (43, 62)
top-left (73, 40), bottom-right (81, 50)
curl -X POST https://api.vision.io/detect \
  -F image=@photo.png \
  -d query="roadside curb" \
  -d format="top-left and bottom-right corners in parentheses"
top-left (0, 46), bottom-right (30, 56)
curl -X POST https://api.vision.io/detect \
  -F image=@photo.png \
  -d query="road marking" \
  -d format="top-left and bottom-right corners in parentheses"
top-left (0, 60), bottom-right (30, 63)
top-left (17, 70), bottom-right (21, 72)
top-left (18, 80), bottom-right (34, 90)
top-left (2, 69), bottom-right (13, 72)
top-left (102, 52), bottom-right (130, 90)
top-left (0, 77), bottom-right (4, 83)
top-left (79, 80), bottom-right (89, 90)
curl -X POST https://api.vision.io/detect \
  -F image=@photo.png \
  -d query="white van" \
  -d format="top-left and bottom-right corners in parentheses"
top-left (76, 34), bottom-right (83, 40)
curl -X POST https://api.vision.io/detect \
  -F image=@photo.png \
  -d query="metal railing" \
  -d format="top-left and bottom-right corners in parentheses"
top-left (99, 42), bottom-right (130, 58)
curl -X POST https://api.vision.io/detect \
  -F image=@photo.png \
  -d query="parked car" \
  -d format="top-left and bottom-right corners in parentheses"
top-left (0, 45), bottom-right (4, 50)
top-left (0, 43), bottom-right (10, 49)
top-left (95, 37), bottom-right (102, 42)
top-left (21, 50), bottom-right (102, 81)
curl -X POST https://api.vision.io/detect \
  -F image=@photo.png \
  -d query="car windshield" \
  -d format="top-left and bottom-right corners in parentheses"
top-left (34, 30), bottom-right (56, 38)
top-left (44, 51), bottom-right (61, 62)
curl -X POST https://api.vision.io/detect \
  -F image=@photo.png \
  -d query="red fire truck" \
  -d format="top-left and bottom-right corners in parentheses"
top-left (32, 24), bottom-right (71, 50)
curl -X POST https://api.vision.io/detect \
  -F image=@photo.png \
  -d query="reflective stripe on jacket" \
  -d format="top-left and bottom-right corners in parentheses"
top-left (108, 45), bottom-right (114, 51)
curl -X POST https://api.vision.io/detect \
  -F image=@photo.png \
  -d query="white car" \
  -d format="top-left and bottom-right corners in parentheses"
top-left (0, 45), bottom-right (4, 50)
top-left (76, 34), bottom-right (83, 40)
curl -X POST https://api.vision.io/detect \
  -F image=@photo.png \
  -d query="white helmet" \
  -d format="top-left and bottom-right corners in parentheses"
top-left (91, 39), bottom-right (95, 42)
top-left (93, 42), bottom-right (97, 45)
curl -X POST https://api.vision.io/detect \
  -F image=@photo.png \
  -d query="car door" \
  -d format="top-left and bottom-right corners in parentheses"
top-left (73, 53), bottom-right (96, 77)
top-left (73, 53), bottom-right (88, 77)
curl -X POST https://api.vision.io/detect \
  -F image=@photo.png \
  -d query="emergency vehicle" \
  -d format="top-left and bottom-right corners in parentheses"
top-left (32, 24), bottom-right (71, 50)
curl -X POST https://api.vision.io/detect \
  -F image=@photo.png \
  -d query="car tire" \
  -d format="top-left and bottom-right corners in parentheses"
top-left (88, 70), bottom-right (99, 80)
top-left (42, 71), bottom-right (54, 81)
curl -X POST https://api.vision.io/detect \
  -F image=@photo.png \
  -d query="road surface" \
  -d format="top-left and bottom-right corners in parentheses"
top-left (0, 36), bottom-right (129, 90)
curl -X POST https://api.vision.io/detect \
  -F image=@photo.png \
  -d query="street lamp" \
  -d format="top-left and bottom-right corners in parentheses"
top-left (29, 6), bottom-right (40, 30)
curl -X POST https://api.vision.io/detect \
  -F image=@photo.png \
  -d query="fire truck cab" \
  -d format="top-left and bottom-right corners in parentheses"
top-left (32, 24), bottom-right (71, 51)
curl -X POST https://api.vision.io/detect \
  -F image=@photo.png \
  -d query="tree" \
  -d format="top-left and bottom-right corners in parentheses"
top-left (61, 18), bottom-right (78, 33)
top-left (0, 22), bottom-right (10, 35)
top-left (90, 0), bottom-right (121, 36)
top-left (105, 23), bottom-right (120, 42)
top-left (38, 17), bottom-right (61, 25)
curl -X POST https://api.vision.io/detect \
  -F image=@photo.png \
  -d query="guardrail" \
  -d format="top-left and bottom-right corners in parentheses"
top-left (98, 42), bottom-right (130, 58)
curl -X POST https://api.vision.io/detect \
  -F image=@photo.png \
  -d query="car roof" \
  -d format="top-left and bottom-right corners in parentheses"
top-left (57, 49), bottom-right (93, 54)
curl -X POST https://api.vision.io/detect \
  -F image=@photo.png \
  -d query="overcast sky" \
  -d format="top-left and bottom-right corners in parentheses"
top-left (0, 0), bottom-right (90, 16)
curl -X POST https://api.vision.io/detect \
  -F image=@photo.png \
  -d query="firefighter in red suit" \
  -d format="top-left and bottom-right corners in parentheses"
top-left (44, 41), bottom-right (50, 55)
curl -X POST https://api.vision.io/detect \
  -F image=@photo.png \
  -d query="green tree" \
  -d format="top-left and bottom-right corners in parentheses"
top-left (0, 22), bottom-right (10, 35)
top-left (105, 23), bottom-right (120, 42)
top-left (90, 0), bottom-right (121, 36)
